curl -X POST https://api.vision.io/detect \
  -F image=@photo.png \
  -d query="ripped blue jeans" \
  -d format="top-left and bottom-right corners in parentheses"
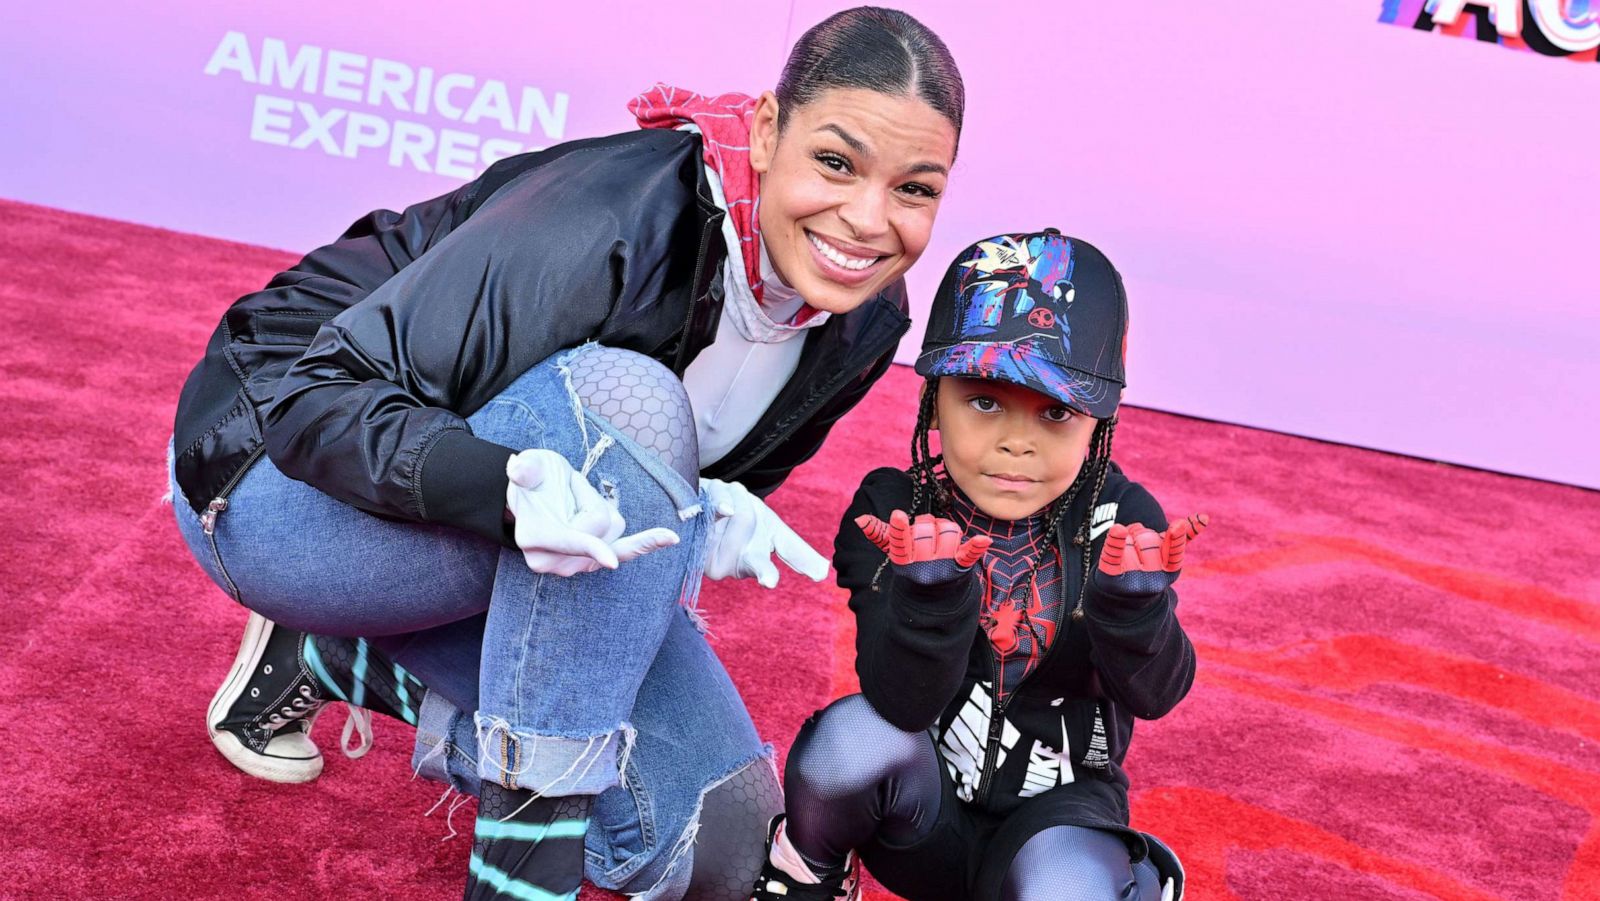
top-left (171, 345), bottom-right (772, 899)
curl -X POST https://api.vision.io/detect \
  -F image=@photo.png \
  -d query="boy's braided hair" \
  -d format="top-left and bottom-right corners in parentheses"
top-left (895, 378), bottom-right (1119, 619)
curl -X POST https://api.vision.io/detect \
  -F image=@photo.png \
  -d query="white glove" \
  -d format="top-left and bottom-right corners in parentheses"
top-left (506, 449), bottom-right (679, 576)
top-left (699, 478), bottom-right (830, 589)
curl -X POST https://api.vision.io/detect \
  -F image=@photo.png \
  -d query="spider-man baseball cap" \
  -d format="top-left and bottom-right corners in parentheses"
top-left (914, 230), bottom-right (1128, 418)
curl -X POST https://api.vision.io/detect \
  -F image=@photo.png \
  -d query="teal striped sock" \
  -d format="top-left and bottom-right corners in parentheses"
top-left (303, 636), bottom-right (423, 726)
top-left (466, 784), bottom-right (592, 901)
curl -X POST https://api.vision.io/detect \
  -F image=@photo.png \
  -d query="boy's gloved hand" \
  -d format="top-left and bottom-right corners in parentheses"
top-left (506, 449), bottom-right (680, 576)
top-left (700, 478), bottom-right (830, 588)
top-left (1092, 514), bottom-right (1209, 597)
top-left (856, 510), bottom-right (993, 587)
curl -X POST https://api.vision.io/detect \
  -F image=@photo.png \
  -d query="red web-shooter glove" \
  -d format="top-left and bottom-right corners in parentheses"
top-left (1093, 514), bottom-right (1209, 597)
top-left (856, 510), bottom-right (993, 587)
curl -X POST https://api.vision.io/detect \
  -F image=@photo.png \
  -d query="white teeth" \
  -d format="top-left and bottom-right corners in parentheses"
top-left (809, 232), bottom-right (879, 271)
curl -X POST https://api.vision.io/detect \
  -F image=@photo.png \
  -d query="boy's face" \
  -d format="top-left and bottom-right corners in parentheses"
top-left (932, 377), bottom-right (1099, 521)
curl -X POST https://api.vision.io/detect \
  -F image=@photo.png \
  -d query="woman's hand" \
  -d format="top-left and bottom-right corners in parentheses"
top-left (700, 478), bottom-right (830, 588)
top-left (855, 510), bottom-right (992, 587)
top-left (1093, 515), bottom-right (1209, 596)
top-left (506, 449), bottom-right (680, 576)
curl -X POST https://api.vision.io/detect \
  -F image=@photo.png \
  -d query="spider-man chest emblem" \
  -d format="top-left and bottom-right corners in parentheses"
top-left (1028, 308), bottom-right (1056, 329)
top-left (979, 568), bottom-right (1058, 660)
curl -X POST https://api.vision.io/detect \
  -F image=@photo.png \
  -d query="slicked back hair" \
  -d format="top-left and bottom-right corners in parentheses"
top-left (776, 6), bottom-right (965, 142)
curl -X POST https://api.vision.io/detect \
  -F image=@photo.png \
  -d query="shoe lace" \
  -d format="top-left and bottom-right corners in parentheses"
top-left (263, 683), bottom-right (324, 730)
top-left (257, 679), bottom-right (373, 760)
top-left (340, 706), bottom-right (374, 759)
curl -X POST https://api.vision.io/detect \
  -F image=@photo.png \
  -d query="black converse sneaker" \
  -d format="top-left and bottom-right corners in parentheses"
top-left (207, 611), bottom-right (332, 783)
top-left (207, 613), bottom-right (426, 783)
top-left (750, 816), bottom-right (859, 901)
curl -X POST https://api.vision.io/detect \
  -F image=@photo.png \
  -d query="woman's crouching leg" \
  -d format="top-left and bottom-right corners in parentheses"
top-left (467, 344), bottom-right (710, 797)
top-left (583, 611), bottom-right (778, 901)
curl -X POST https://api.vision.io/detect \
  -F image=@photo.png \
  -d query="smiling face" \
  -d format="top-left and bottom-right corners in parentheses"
top-left (749, 87), bottom-right (958, 314)
top-left (932, 377), bottom-right (1099, 520)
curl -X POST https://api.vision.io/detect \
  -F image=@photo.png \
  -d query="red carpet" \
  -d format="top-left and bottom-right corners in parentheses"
top-left (1, 199), bottom-right (1597, 900)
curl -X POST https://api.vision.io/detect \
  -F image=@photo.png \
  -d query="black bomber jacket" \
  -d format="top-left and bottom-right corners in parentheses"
top-left (172, 129), bottom-right (910, 545)
top-left (835, 465), bottom-right (1196, 836)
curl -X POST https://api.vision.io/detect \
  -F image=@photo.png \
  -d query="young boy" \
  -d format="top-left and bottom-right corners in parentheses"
top-left (752, 230), bottom-right (1204, 900)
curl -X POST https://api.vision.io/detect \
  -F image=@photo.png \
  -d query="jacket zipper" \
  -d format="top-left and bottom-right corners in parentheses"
top-left (974, 651), bottom-right (1005, 805)
top-left (973, 529), bottom-right (1077, 805)
top-left (671, 212), bottom-right (721, 374)
top-left (200, 444), bottom-right (266, 535)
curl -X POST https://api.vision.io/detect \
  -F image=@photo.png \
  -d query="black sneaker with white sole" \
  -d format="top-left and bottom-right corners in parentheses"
top-left (750, 816), bottom-right (859, 901)
top-left (1141, 832), bottom-right (1185, 901)
top-left (207, 612), bottom-right (427, 783)
top-left (207, 611), bottom-right (332, 783)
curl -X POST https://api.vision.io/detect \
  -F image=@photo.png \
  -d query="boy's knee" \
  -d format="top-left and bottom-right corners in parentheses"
top-left (792, 695), bottom-right (922, 794)
top-left (811, 694), bottom-right (902, 741)
top-left (1006, 878), bottom-right (1125, 901)
top-left (1002, 826), bottom-right (1136, 901)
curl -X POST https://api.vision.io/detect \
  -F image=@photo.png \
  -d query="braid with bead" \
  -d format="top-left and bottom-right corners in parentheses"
top-left (907, 379), bottom-right (953, 519)
top-left (1062, 415), bottom-right (1117, 619)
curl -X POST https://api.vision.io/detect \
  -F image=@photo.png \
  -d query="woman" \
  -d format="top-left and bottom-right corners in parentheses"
top-left (169, 7), bottom-right (962, 900)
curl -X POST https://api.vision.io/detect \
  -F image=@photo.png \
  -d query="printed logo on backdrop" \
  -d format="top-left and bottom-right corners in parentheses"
top-left (1380, 1), bottom-right (1600, 59)
top-left (204, 32), bottom-right (569, 180)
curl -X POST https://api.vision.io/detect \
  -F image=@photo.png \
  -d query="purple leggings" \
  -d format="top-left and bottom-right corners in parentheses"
top-left (784, 695), bottom-right (1162, 901)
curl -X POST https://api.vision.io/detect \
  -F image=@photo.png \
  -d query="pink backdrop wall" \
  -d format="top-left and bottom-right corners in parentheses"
top-left (4, 1), bottom-right (1595, 489)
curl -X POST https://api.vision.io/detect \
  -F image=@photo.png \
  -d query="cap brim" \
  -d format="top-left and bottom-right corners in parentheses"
top-left (915, 342), bottom-right (1123, 419)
